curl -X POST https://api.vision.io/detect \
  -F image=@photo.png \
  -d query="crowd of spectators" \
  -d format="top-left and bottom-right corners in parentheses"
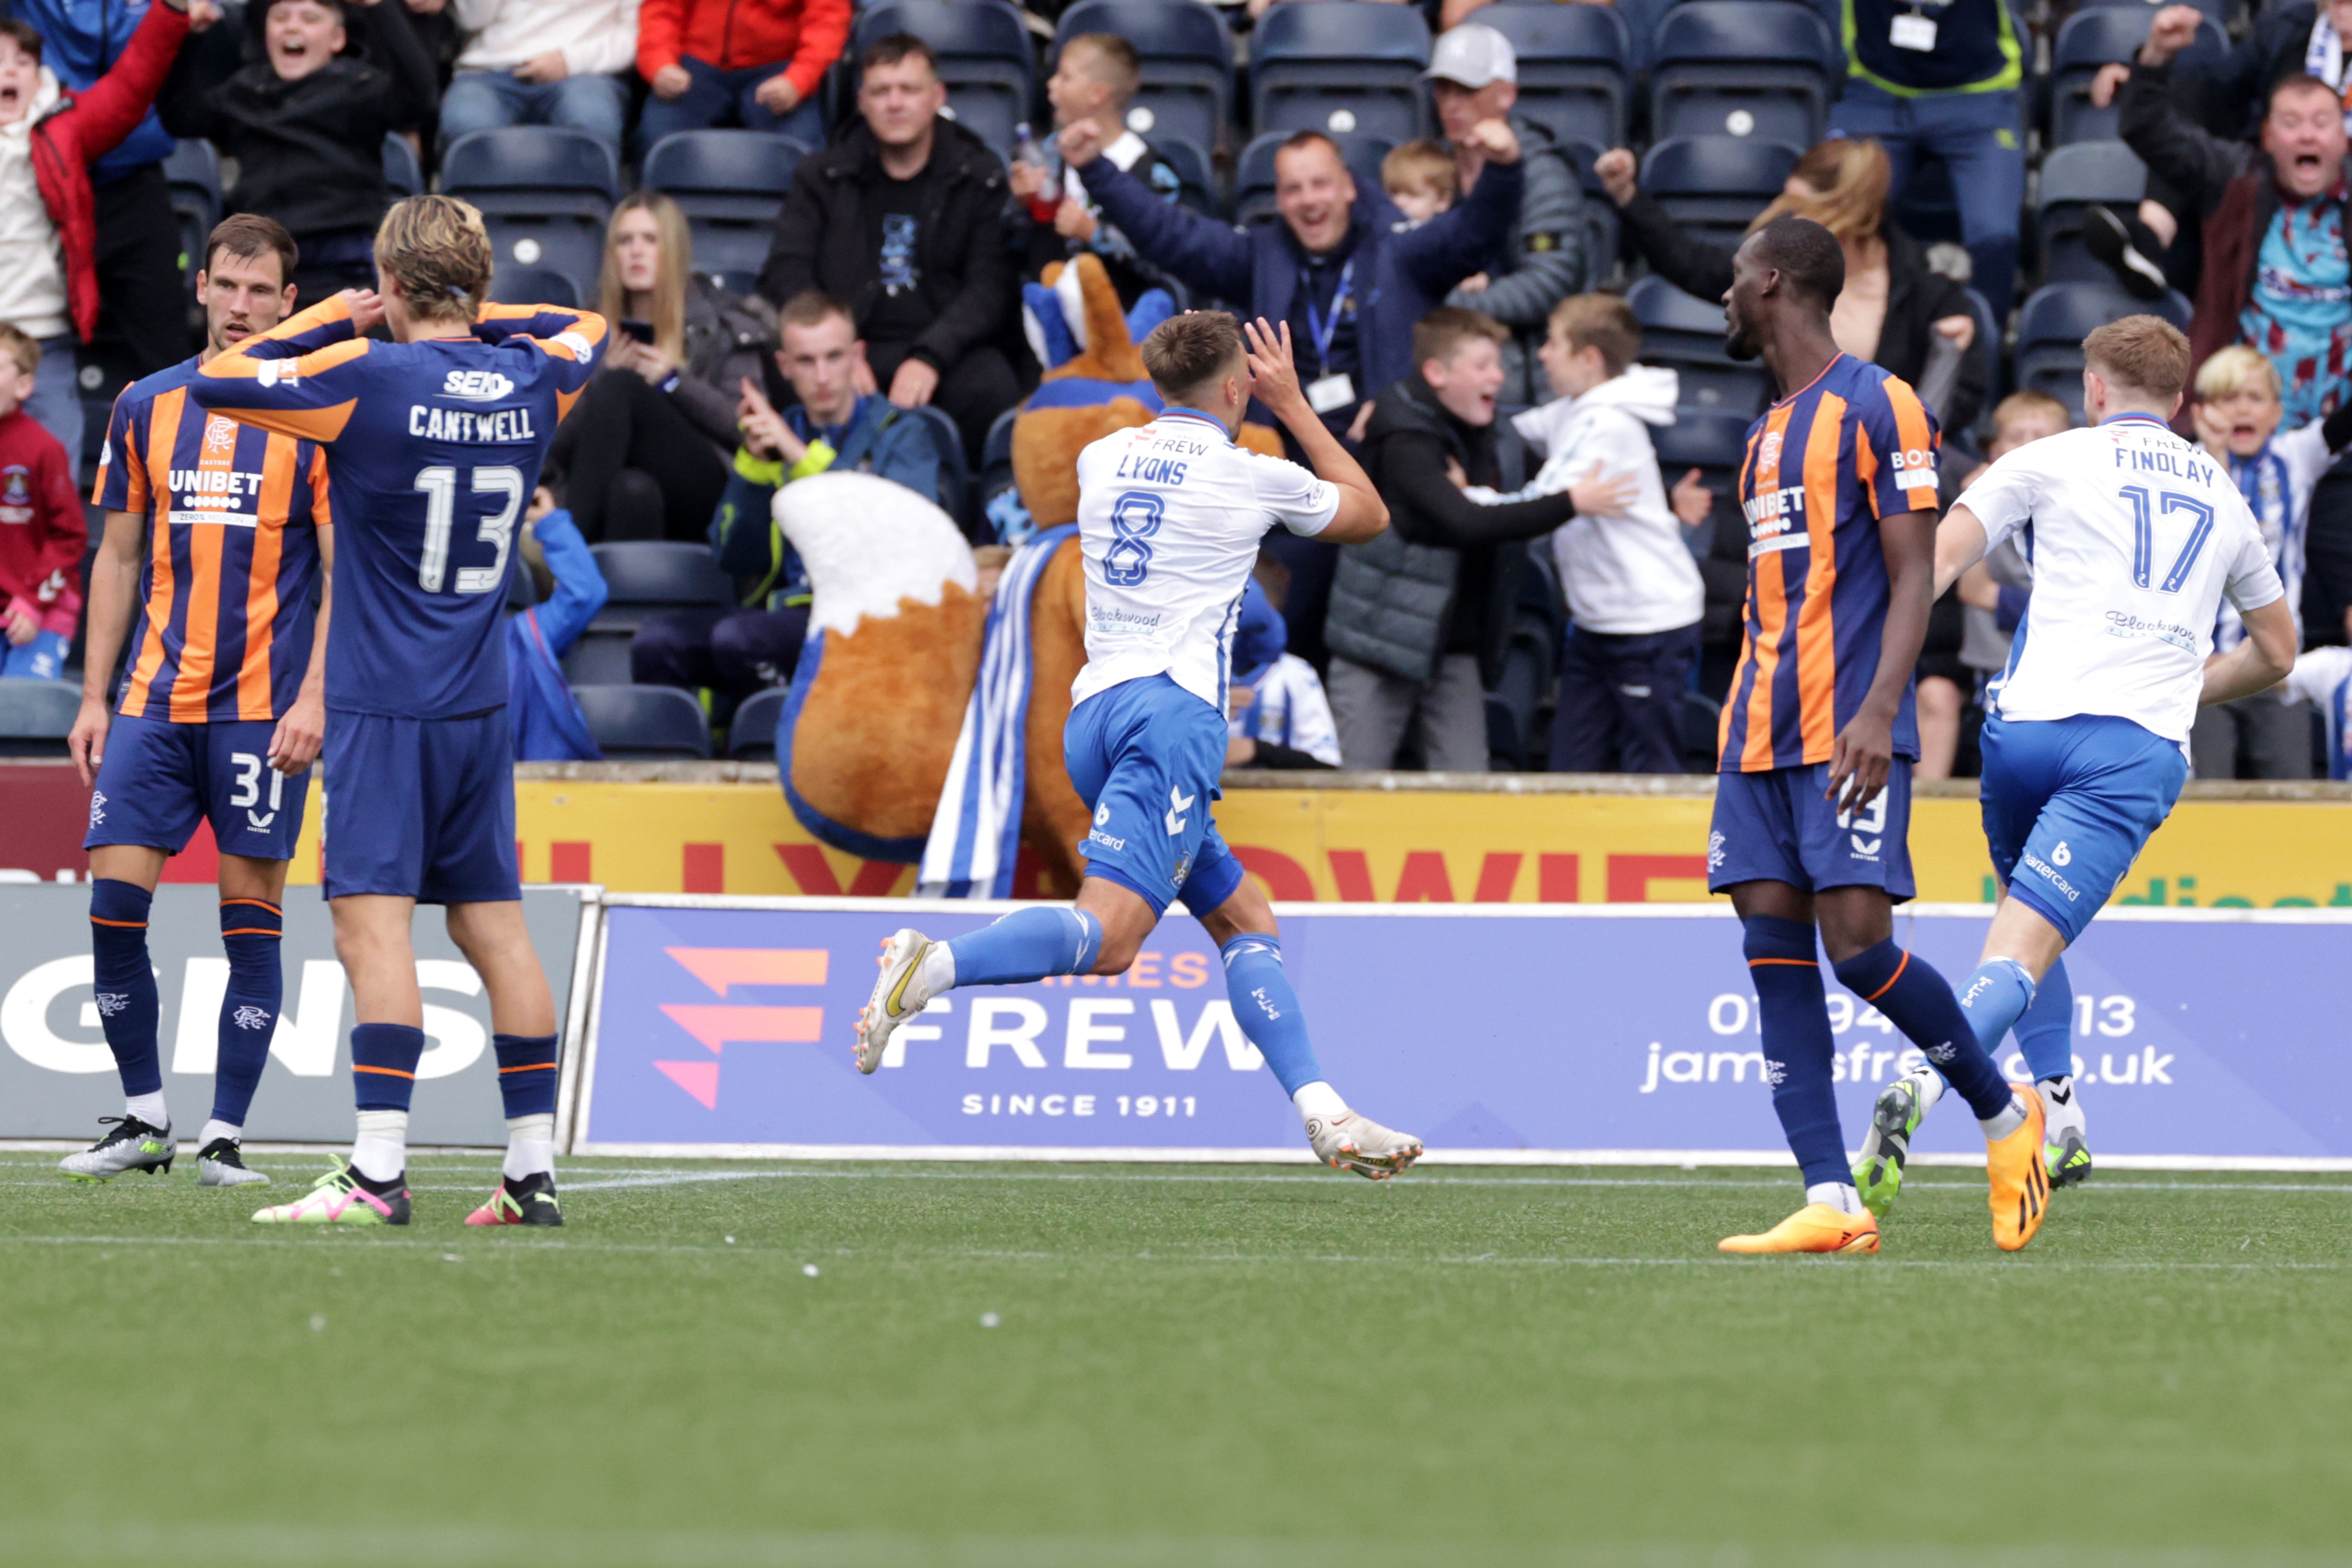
top-left (5, 0), bottom-right (2352, 782)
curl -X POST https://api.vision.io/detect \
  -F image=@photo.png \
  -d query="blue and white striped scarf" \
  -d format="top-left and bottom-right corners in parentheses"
top-left (918, 524), bottom-right (1080, 898)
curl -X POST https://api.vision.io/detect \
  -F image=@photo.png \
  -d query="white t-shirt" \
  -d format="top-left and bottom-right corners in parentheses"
top-left (1955, 413), bottom-right (2286, 747)
top-left (1071, 409), bottom-right (1338, 709)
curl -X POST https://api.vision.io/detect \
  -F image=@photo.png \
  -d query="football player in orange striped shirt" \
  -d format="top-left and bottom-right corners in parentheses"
top-left (61, 216), bottom-right (332, 1190)
top-left (1704, 217), bottom-right (2047, 1256)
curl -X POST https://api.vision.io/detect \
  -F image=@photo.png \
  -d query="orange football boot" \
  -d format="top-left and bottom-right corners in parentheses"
top-left (1718, 1204), bottom-right (1880, 1255)
top-left (1987, 1082), bottom-right (2051, 1252)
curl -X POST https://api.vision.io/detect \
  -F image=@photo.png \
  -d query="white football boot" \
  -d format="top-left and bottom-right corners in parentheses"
top-left (1307, 1110), bottom-right (1424, 1179)
top-left (196, 1137), bottom-right (271, 1188)
top-left (59, 1117), bottom-right (175, 1182)
top-left (854, 928), bottom-right (940, 1075)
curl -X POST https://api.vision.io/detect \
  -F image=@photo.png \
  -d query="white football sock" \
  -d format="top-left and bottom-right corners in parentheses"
top-left (1906, 1064), bottom-right (1946, 1114)
top-left (351, 1109), bottom-right (408, 1182)
top-left (1291, 1081), bottom-right (1347, 1125)
top-left (1806, 1181), bottom-right (1865, 1216)
top-left (126, 1091), bottom-right (168, 1131)
top-left (199, 1118), bottom-right (242, 1149)
top-left (918, 940), bottom-right (956, 995)
top-left (2039, 1075), bottom-right (2085, 1138)
top-left (503, 1113), bottom-right (556, 1180)
top-left (1979, 1093), bottom-right (2028, 1142)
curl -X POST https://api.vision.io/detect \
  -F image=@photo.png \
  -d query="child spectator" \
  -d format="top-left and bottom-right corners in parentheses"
top-left (630, 290), bottom-right (943, 719)
top-left (634, 0), bottom-right (846, 153)
top-left (1227, 566), bottom-right (1340, 769)
top-left (2282, 607), bottom-right (2352, 780)
top-left (1010, 33), bottom-right (1182, 309)
top-left (506, 465), bottom-right (608, 760)
top-left (1493, 294), bottom-right (1702, 774)
top-left (0, 0), bottom-right (191, 472)
top-left (435, 0), bottom-right (640, 156)
top-left (161, 0), bottom-right (436, 307)
top-left (0, 322), bottom-right (88, 680)
top-left (1381, 140), bottom-right (1456, 225)
top-left (2187, 345), bottom-right (2352, 777)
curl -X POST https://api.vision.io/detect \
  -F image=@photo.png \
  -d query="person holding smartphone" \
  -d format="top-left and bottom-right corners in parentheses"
top-left (548, 191), bottom-right (778, 543)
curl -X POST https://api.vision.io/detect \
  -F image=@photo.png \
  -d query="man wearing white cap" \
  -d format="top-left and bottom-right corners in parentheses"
top-left (1424, 21), bottom-right (1589, 404)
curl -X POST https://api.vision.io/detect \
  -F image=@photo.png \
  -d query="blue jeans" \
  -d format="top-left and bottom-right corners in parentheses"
top-left (635, 56), bottom-right (827, 155)
top-left (25, 334), bottom-right (81, 485)
top-left (1830, 81), bottom-right (2025, 324)
top-left (438, 69), bottom-right (630, 153)
top-left (1550, 622), bottom-right (1700, 774)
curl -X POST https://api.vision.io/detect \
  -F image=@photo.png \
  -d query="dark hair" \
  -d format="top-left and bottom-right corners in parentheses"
top-left (1277, 129), bottom-right (1344, 165)
top-left (1412, 305), bottom-right (1507, 371)
top-left (859, 32), bottom-right (937, 77)
top-left (1751, 215), bottom-right (1845, 308)
top-left (264, 0), bottom-right (345, 22)
top-left (0, 20), bottom-right (43, 61)
top-left (2269, 72), bottom-right (2340, 112)
top-left (205, 214), bottom-right (300, 285)
top-left (1141, 311), bottom-right (1245, 404)
top-left (778, 289), bottom-right (854, 333)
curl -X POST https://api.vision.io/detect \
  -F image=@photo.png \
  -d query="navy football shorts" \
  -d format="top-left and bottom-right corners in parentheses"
top-left (84, 712), bottom-right (310, 861)
top-left (1708, 760), bottom-right (1917, 900)
top-left (322, 707), bottom-right (520, 904)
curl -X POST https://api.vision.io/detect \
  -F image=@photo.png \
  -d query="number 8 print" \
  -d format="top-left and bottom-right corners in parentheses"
top-left (1103, 491), bottom-right (1164, 587)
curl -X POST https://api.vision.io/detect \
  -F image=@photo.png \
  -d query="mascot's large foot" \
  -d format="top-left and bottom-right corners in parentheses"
top-left (856, 928), bottom-right (940, 1074)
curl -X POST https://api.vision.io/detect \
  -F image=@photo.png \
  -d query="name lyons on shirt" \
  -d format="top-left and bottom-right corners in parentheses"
top-left (1110, 448), bottom-right (1202, 486)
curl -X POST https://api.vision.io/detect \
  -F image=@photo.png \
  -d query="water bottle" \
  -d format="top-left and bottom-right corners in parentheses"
top-left (1014, 122), bottom-right (1060, 224)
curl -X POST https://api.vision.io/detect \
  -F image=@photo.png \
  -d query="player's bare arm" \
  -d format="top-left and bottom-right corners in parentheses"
top-left (67, 509), bottom-right (149, 786)
top-left (2200, 597), bottom-right (2298, 707)
top-left (1932, 502), bottom-right (1989, 599)
top-left (1829, 507), bottom-right (1937, 815)
top-left (1241, 317), bottom-right (1387, 543)
top-left (269, 522), bottom-right (332, 774)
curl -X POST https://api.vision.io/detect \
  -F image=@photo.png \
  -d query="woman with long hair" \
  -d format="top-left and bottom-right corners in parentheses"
top-left (1594, 137), bottom-right (1985, 433)
top-left (548, 192), bottom-right (778, 542)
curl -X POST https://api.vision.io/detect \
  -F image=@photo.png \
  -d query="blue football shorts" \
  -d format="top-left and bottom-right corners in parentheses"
top-left (1978, 711), bottom-right (2187, 944)
top-left (321, 707), bottom-right (520, 904)
top-left (1063, 674), bottom-right (1247, 919)
top-left (1708, 760), bottom-right (1917, 900)
top-left (84, 712), bottom-right (310, 861)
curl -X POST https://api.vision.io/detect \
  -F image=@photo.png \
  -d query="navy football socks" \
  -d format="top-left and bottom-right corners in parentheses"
top-left (213, 897), bottom-right (283, 1130)
top-left (89, 879), bottom-right (163, 1105)
top-left (493, 1033), bottom-right (561, 1120)
top-left (1742, 915), bottom-right (1848, 1190)
top-left (1834, 939), bottom-right (2015, 1122)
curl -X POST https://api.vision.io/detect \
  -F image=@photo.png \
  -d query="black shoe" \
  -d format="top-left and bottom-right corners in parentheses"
top-left (2082, 204), bottom-right (2168, 302)
top-left (466, 1170), bottom-right (564, 1227)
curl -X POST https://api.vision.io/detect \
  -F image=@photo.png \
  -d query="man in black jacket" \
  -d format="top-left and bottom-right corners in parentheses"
top-left (1325, 307), bottom-right (1629, 771)
top-left (757, 33), bottom-right (1019, 464)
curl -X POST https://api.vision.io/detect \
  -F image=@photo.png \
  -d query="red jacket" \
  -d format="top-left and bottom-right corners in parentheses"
top-left (0, 407), bottom-right (87, 635)
top-left (26, 0), bottom-right (190, 344)
top-left (636, 0), bottom-right (851, 103)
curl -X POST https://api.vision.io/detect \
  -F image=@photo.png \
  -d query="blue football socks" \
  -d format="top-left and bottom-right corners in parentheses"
top-left (1954, 956), bottom-right (2039, 1081)
top-left (2012, 955), bottom-right (2075, 1084)
top-left (1219, 934), bottom-right (1326, 1097)
top-left (89, 879), bottom-right (163, 1109)
top-left (1742, 915), bottom-right (1847, 1190)
top-left (1834, 939), bottom-right (2015, 1122)
top-left (945, 907), bottom-right (1103, 986)
top-left (212, 897), bottom-right (282, 1131)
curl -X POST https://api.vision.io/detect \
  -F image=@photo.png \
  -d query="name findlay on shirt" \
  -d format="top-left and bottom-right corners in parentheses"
top-left (407, 405), bottom-right (538, 442)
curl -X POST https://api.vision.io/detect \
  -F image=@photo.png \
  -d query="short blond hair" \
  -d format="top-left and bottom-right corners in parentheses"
top-left (1381, 140), bottom-right (1456, 204)
top-left (2082, 315), bottom-right (2193, 404)
top-left (2194, 344), bottom-right (2282, 403)
top-left (0, 322), bottom-right (39, 380)
top-left (1548, 293), bottom-right (1641, 378)
top-left (1990, 389), bottom-right (2070, 439)
top-left (375, 195), bottom-right (495, 324)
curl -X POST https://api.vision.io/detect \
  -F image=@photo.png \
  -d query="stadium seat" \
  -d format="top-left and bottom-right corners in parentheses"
top-left (643, 130), bottom-right (811, 286)
top-left (564, 542), bottom-right (734, 686)
top-left (1250, 2), bottom-right (1431, 144)
top-left (1152, 135), bottom-right (1223, 219)
top-left (1235, 129), bottom-right (1394, 226)
top-left (1679, 687), bottom-right (1723, 769)
top-left (1638, 136), bottom-right (1803, 251)
top-left (1557, 138), bottom-right (1619, 284)
top-left (2068, 0), bottom-right (2229, 27)
top-left (1053, 0), bottom-right (1235, 154)
top-left (0, 679), bottom-right (78, 757)
top-left (2034, 141), bottom-right (2148, 287)
top-left (2049, 9), bottom-right (2227, 146)
top-left (1648, 2), bottom-right (1837, 148)
top-left (163, 139), bottom-right (220, 294)
top-left (441, 127), bottom-right (621, 305)
top-left (571, 684), bottom-right (714, 760)
top-left (1471, 3), bottom-right (1630, 151)
top-left (1651, 407), bottom-right (1755, 543)
top-left (852, 0), bottom-right (1035, 157)
top-left (1626, 275), bottom-right (1767, 416)
top-left (485, 264), bottom-right (581, 311)
top-left (895, 404), bottom-right (974, 533)
top-left (727, 686), bottom-right (789, 761)
top-left (2013, 281), bottom-right (2194, 420)
top-left (382, 132), bottom-right (423, 197)
top-left (977, 406), bottom-right (1020, 534)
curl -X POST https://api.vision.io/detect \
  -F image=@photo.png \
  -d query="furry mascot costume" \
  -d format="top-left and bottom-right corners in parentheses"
top-left (774, 255), bottom-right (1281, 896)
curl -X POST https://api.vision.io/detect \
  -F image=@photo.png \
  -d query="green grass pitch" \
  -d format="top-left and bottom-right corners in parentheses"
top-left (3, 1154), bottom-right (2350, 1568)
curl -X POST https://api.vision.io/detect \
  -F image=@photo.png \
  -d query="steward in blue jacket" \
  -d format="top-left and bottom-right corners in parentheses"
top-left (1069, 118), bottom-right (1523, 444)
